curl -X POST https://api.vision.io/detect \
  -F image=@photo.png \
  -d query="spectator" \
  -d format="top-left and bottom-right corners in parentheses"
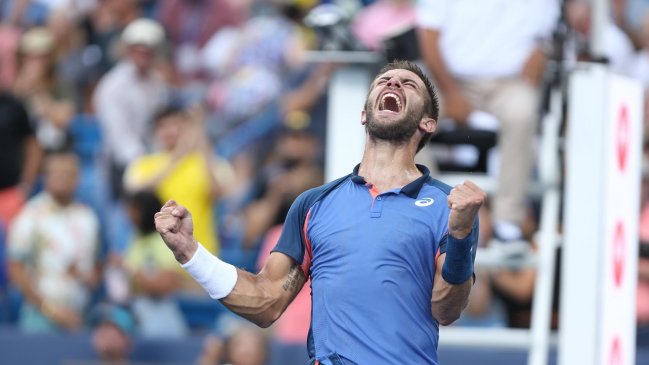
top-left (350, 0), bottom-right (416, 52)
top-left (122, 190), bottom-right (188, 338)
top-left (82, 0), bottom-right (142, 73)
top-left (0, 91), bottom-right (42, 227)
top-left (7, 150), bottom-right (101, 333)
top-left (222, 325), bottom-right (269, 365)
top-left (198, 324), bottom-right (269, 365)
top-left (240, 128), bottom-right (323, 250)
top-left (93, 17), bottom-right (169, 200)
top-left (123, 105), bottom-right (227, 255)
top-left (201, 2), bottom-right (310, 137)
top-left (630, 11), bottom-right (649, 87)
top-left (157, 0), bottom-right (249, 81)
top-left (566, 0), bottom-right (635, 76)
top-left (90, 303), bottom-right (135, 364)
top-left (417, 0), bottom-right (559, 243)
top-left (0, 23), bottom-right (21, 89)
top-left (637, 161), bottom-right (649, 346)
top-left (13, 26), bottom-right (75, 151)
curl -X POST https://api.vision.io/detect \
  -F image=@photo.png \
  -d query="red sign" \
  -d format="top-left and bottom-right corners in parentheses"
top-left (613, 221), bottom-right (626, 288)
top-left (609, 336), bottom-right (623, 365)
top-left (617, 105), bottom-right (630, 173)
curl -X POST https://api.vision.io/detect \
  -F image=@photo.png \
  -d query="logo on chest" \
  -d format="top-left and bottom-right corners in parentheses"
top-left (414, 197), bottom-right (434, 207)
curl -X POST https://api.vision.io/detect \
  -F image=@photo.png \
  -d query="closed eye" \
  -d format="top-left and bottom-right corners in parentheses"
top-left (403, 79), bottom-right (418, 89)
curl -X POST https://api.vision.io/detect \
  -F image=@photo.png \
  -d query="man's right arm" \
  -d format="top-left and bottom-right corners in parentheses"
top-left (417, 28), bottom-right (473, 122)
top-left (221, 252), bottom-right (306, 328)
top-left (417, 28), bottom-right (457, 96)
top-left (155, 200), bottom-right (306, 328)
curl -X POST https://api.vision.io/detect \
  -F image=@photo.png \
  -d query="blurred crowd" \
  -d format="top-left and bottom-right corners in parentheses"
top-left (1, 0), bottom-right (649, 364)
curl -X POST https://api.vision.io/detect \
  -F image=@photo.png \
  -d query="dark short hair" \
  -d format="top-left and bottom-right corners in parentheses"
top-left (152, 105), bottom-right (185, 128)
top-left (43, 149), bottom-right (79, 170)
top-left (373, 60), bottom-right (439, 152)
top-left (125, 190), bottom-right (162, 234)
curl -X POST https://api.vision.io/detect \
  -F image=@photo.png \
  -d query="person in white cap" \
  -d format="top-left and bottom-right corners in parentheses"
top-left (93, 18), bottom-right (170, 201)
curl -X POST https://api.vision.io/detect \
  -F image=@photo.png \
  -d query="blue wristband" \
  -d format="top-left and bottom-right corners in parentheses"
top-left (441, 226), bottom-right (478, 285)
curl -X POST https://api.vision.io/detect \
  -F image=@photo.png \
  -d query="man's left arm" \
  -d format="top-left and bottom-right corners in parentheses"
top-left (431, 181), bottom-right (485, 325)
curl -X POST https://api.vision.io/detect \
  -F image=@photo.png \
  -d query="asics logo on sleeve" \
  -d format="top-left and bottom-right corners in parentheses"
top-left (415, 197), bottom-right (434, 207)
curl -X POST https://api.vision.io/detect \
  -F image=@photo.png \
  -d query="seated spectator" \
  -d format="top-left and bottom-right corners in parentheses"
top-left (198, 323), bottom-right (269, 365)
top-left (7, 150), bottom-right (100, 333)
top-left (637, 164), bottom-right (649, 346)
top-left (90, 303), bottom-right (135, 364)
top-left (122, 190), bottom-right (188, 338)
top-left (417, 0), bottom-right (559, 243)
top-left (222, 325), bottom-right (269, 365)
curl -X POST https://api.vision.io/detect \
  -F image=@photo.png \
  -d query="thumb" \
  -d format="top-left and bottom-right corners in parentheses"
top-left (162, 200), bottom-right (178, 210)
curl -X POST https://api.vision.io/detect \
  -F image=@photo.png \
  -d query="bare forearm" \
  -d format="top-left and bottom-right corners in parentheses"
top-left (200, 149), bottom-right (222, 199)
top-left (20, 136), bottom-right (42, 192)
top-left (155, 202), bottom-right (304, 328)
top-left (221, 264), bottom-right (305, 328)
top-left (8, 262), bottom-right (42, 307)
top-left (639, 259), bottom-right (649, 281)
top-left (417, 28), bottom-right (459, 94)
top-left (134, 270), bottom-right (180, 297)
top-left (490, 269), bottom-right (536, 303)
top-left (431, 278), bottom-right (472, 325)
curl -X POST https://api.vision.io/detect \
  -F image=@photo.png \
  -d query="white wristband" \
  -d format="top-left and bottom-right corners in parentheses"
top-left (181, 243), bottom-right (238, 299)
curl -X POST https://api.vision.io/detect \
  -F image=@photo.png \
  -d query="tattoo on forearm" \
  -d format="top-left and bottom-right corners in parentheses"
top-left (282, 264), bottom-right (304, 293)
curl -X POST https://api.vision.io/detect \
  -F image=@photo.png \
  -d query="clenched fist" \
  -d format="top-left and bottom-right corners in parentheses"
top-left (155, 200), bottom-right (198, 264)
top-left (447, 181), bottom-right (486, 239)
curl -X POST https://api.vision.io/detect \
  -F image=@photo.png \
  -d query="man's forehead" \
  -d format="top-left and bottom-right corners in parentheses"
top-left (373, 69), bottom-right (424, 86)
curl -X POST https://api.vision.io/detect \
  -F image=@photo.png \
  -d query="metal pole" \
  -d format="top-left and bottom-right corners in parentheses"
top-left (590, 0), bottom-right (609, 60)
top-left (528, 89), bottom-right (563, 365)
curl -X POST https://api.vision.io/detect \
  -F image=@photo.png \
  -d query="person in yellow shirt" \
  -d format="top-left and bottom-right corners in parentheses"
top-left (123, 105), bottom-right (227, 254)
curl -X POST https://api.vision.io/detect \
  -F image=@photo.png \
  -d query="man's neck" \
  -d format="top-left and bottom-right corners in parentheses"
top-left (358, 140), bottom-right (421, 193)
top-left (46, 192), bottom-right (73, 207)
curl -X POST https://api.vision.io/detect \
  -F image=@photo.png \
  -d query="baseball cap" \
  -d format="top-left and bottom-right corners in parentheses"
top-left (121, 18), bottom-right (165, 48)
top-left (89, 303), bottom-right (135, 335)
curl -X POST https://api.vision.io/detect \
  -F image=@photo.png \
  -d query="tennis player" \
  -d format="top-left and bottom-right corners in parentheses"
top-left (156, 60), bottom-right (484, 365)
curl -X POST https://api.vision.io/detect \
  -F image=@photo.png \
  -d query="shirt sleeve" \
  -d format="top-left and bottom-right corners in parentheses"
top-left (271, 190), bottom-right (314, 277)
top-left (7, 209), bottom-right (36, 262)
top-left (12, 96), bottom-right (33, 140)
top-left (416, 0), bottom-right (449, 30)
top-left (530, 0), bottom-right (560, 40)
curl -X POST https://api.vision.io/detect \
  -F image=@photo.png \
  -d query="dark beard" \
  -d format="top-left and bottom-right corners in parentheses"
top-left (365, 103), bottom-right (424, 144)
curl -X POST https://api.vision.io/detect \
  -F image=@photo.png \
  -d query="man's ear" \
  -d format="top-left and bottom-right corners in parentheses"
top-left (361, 110), bottom-right (367, 125)
top-left (420, 117), bottom-right (436, 133)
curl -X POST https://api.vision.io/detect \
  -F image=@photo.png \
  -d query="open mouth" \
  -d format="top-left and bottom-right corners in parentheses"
top-left (379, 92), bottom-right (402, 113)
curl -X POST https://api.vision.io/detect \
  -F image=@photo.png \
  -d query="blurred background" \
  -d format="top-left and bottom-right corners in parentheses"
top-left (0, 0), bottom-right (649, 364)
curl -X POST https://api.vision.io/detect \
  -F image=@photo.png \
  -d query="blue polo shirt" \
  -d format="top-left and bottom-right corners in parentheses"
top-left (273, 164), bottom-right (479, 365)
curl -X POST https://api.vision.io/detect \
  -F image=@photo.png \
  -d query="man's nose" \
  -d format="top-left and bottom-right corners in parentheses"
top-left (386, 78), bottom-right (402, 88)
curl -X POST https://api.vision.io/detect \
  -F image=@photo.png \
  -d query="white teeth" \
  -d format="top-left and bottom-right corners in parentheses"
top-left (380, 93), bottom-right (402, 111)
